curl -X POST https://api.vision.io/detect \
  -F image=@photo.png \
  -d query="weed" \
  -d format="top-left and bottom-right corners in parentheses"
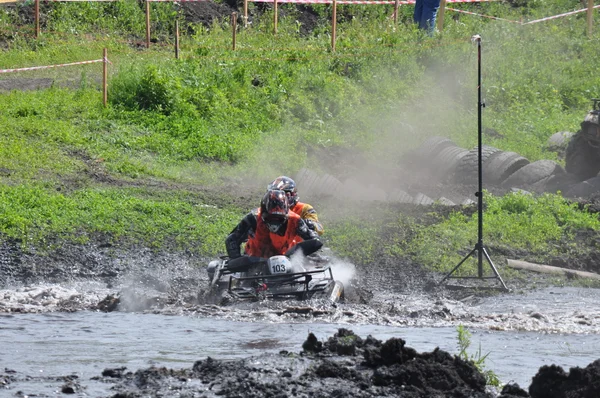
top-left (456, 324), bottom-right (501, 387)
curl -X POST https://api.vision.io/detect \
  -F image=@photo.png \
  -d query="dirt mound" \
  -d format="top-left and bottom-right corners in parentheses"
top-left (100, 329), bottom-right (492, 397)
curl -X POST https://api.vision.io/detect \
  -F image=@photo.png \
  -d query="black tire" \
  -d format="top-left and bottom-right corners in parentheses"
top-left (454, 145), bottom-right (503, 184)
top-left (402, 136), bottom-right (457, 170)
top-left (501, 160), bottom-right (565, 189)
top-left (547, 131), bottom-right (574, 151)
top-left (431, 146), bottom-right (470, 179)
top-left (484, 151), bottom-right (530, 185)
top-left (297, 168), bottom-right (320, 195)
top-left (565, 130), bottom-right (600, 181)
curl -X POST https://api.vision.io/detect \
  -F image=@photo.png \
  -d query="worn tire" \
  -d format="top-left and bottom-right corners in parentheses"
top-left (454, 145), bottom-right (503, 184)
top-left (502, 160), bottom-right (565, 189)
top-left (402, 136), bottom-right (457, 170)
top-left (430, 146), bottom-right (470, 179)
top-left (484, 151), bottom-right (530, 185)
top-left (547, 131), bottom-right (574, 151)
top-left (294, 168), bottom-right (320, 195)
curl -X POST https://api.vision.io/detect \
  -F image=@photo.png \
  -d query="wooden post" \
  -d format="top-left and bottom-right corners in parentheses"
top-left (437, 0), bottom-right (447, 32)
top-left (331, 0), bottom-right (337, 52)
top-left (232, 12), bottom-right (237, 50)
top-left (145, 0), bottom-right (151, 48)
top-left (102, 48), bottom-right (108, 108)
top-left (175, 20), bottom-right (180, 59)
top-left (273, 0), bottom-right (278, 35)
top-left (394, 0), bottom-right (399, 26)
top-left (243, 0), bottom-right (248, 28)
top-left (587, 0), bottom-right (594, 38)
top-left (35, 0), bottom-right (40, 38)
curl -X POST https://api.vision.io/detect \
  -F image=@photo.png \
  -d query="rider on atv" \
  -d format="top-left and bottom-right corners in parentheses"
top-left (268, 176), bottom-right (324, 236)
top-left (225, 189), bottom-right (320, 259)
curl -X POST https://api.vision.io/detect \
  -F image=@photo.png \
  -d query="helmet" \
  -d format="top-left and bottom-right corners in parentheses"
top-left (261, 189), bottom-right (289, 233)
top-left (268, 176), bottom-right (298, 207)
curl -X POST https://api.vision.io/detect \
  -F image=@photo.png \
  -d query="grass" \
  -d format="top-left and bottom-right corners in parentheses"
top-left (1, 0), bottom-right (600, 274)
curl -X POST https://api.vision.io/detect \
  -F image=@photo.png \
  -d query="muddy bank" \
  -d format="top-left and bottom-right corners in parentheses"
top-left (2, 328), bottom-right (598, 397)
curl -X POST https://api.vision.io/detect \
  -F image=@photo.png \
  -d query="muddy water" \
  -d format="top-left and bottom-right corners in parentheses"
top-left (2, 307), bottom-right (600, 396)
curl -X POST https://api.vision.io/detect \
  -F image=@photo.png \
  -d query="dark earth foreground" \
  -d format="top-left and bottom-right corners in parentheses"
top-left (2, 328), bottom-right (598, 398)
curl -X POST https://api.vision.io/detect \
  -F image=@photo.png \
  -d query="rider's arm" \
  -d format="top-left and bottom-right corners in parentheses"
top-left (225, 212), bottom-right (257, 259)
top-left (299, 204), bottom-right (324, 235)
top-left (296, 218), bottom-right (319, 241)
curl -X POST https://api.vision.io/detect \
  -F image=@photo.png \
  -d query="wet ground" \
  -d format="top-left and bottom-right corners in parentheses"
top-left (1, 249), bottom-right (600, 397)
top-left (2, 309), bottom-right (600, 397)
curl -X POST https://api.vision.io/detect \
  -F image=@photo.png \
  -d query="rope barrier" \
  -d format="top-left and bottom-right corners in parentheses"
top-left (523, 4), bottom-right (600, 25)
top-left (447, 4), bottom-right (600, 25)
top-left (445, 7), bottom-right (522, 24)
top-left (0, 58), bottom-right (105, 74)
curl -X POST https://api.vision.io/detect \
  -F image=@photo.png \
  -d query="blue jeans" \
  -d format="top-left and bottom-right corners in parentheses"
top-left (413, 0), bottom-right (441, 33)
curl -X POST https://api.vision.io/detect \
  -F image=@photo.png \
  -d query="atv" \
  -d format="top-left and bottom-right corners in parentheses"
top-left (565, 98), bottom-right (600, 181)
top-left (206, 240), bottom-right (344, 304)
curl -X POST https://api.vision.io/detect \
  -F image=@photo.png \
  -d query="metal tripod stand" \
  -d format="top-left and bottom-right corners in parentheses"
top-left (439, 35), bottom-right (508, 291)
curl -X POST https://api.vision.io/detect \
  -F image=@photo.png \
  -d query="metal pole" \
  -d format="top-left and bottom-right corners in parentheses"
top-left (244, 0), bottom-right (248, 28)
top-left (475, 35), bottom-right (483, 278)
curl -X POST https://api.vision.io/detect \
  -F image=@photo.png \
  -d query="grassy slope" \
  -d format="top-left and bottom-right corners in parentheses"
top-left (1, 0), bottom-right (600, 275)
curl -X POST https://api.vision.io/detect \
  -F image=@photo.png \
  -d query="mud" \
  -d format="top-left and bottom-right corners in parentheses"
top-left (3, 327), bottom-right (599, 397)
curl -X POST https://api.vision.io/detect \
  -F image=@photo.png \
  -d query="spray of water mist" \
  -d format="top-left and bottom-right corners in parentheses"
top-left (289, 250), bottom-right (356, 287)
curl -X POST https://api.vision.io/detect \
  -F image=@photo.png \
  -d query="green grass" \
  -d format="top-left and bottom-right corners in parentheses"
top-left (1, 0), bottom-right (600, 270)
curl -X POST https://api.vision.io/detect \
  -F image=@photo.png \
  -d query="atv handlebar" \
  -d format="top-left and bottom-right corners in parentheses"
top-left (285, 239), bottom-right (323, 257)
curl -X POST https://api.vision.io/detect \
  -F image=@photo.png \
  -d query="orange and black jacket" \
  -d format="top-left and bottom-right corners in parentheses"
top-left (225, 209), bottom-right (318, 259)
top-left (290, 202), bottom-right (324, 235)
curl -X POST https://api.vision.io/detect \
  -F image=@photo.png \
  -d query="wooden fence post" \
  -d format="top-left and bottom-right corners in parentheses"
top-left (587, 0), bottom-right (594, 38)
top-left (103, 48), bottom-right (108, 108)
top-left (394, 0), bottom-right (399, 26)
top-left (437, 0), bottom-right (447, 32)
top-left (35, 0), bottom-right (40, 38)
top-left (331, 0), bottom-right (337, 52)
top-left (146, 0), bottom-right (151, 48)
top-left (273, 0), bottom-right (278, 35)
top-left (244, 0), bottom-right (248, 28)
top-left (232, 12), bottom-right (237, 50)
top-left (175, 20), bottom-right (180, 59)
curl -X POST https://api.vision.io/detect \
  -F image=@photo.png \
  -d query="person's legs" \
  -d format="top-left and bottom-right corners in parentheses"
top-left (413, 0), bottom-right (423, 25)
top-left (419, 0), bottom-right (440, 32)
